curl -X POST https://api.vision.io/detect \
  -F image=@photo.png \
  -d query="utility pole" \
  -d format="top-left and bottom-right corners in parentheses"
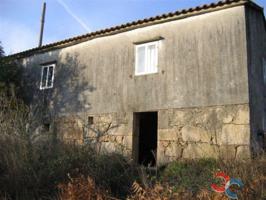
top-left (39, 2), bottom-right (46, 47)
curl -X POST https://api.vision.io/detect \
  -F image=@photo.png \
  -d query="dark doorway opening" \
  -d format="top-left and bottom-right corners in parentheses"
top-left (133, 112), bottom-right (158, 166)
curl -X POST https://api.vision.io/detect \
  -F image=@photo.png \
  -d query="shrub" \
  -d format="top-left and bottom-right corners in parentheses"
top-left (0, 135), bottom-right (137, 200)
top-left (160, 158), bottom-right (218, 193)
top-left (129, 156), bottom-right (266, 200)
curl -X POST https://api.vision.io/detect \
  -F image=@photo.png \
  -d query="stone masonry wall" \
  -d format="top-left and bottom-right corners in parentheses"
top-left (56, 115), bottom-right (84, 144)
top-left (157, 104), bottom-right (250, 165)
top-left (56, 112), bottom-right (133, 156)
top-left (84, 113), bottom-right (133, 156)
top-left (55, 104), bottom-right (250, 165)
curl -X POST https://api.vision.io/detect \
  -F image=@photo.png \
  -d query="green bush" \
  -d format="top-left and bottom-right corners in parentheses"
top-left (160, 158), bottom-right (218, 192)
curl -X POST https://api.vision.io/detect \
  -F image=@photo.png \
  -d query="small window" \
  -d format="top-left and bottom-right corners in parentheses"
top-left (135, 41), bottom-right (158, 75)
top-left (43, 123), bottom-right (50, 132)
top-left (40, 64), bottom-right (55, 90)
top-left (88, 116), bottom-right (94, 125)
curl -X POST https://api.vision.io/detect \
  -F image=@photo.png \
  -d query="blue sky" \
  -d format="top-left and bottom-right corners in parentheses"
top-left (0, 0), bottom-right (265, 55)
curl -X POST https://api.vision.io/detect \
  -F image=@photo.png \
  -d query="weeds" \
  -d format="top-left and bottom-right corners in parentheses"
top-left (160, 158), bottom-right (218, 193)
top-left (128, 155), bottom-right (266, 200)
top-left (0, 93), bottom-right (265, 199)
top-left (58, 175), bottom-right (111, 200)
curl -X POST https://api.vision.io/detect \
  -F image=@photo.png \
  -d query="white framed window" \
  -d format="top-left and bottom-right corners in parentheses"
top-left (40, 63), bottom-right (55, 90)
top-left (135, 41), bottom-right (158, 76)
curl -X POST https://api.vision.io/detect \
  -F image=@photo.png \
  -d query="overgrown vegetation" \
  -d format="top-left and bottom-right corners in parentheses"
top-left (0, 91), bottom-right (134, 199)
top-left (0, 92), bottom-right (133, 199)
top-left (160, 159), bottom-right (218, 193)
top-left (57, 155), bottom-right (266, 200)
top-left (0, 135), bottom-right (135, 199)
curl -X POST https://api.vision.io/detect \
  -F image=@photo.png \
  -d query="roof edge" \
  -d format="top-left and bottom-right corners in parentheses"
top-left (5, 0), bottom-right (262, 60)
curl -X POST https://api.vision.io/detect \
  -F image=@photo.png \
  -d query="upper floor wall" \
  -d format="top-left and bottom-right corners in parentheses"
top-left (21, 5), bottom-right (249, 116)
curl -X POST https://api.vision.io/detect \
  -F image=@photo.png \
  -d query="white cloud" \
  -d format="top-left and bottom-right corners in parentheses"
top-left (0, 20), bottom-right (38, 55)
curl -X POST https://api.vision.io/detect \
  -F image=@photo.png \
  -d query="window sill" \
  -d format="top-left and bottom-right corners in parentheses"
top-left (40, 86), bottom-right (53, 90)
top-left (135, 71), bottom-right (158, 76)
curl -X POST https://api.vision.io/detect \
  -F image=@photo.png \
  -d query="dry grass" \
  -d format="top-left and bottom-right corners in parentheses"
top-left (58, 175), bottom-right (111, 200)
top-left (127, 155), bottom-right (266, 200)
top-left (58, 155), bottom-right (266, 200)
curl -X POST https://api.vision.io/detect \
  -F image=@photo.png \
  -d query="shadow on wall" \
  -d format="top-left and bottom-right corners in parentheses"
top-left (20, 51), bottom-right (96, 126)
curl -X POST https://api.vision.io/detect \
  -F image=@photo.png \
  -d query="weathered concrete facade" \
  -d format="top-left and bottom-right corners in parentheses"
top-left (11, 0), bottom-right (266, 165)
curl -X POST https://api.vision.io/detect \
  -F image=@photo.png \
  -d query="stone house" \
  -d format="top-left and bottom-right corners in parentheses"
top-left (7, 0), bottom-right (266, 166)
